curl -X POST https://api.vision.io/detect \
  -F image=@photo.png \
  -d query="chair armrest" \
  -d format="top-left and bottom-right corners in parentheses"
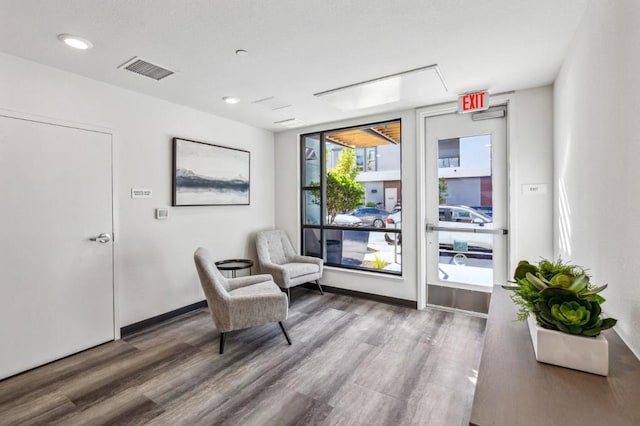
top-left (288, 255), bottom-right (323, 275)
top-left (227, 274), bottom-right (274, 291)
top-left (259, 262), bottom-right (289, 286)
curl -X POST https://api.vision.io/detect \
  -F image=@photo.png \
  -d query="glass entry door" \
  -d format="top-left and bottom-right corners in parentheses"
top-left (424, 108), bottom-right (507, 312)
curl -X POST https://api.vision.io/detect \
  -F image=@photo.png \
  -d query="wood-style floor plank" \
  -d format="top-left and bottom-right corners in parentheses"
top-left (0, 287), bottom-right (486, 425)
top-left (324, 383), bottom-right (415, 426)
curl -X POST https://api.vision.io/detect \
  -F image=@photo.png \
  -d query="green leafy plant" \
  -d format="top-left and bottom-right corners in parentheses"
top-left (504, 258), bottom-right (616, 337)
top-left (535, 288), bottom-right (617, 336)
top-left (311, 148), bottom-right (365, 224)
top-left (439, 177), bottom-right (448, 204)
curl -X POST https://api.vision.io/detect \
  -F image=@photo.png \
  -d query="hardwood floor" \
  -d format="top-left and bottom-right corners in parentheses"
top-left (0, 288), bottom-right (486, 425)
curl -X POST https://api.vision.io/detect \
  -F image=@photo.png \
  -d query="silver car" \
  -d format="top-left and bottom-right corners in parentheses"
top-left (350, 207), bottom-right (390, 228)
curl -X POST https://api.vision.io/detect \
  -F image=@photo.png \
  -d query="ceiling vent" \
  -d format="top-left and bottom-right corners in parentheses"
top-left (274, 118), bottom-right (304, 128)
top-left (252, 96), bottom-right (291, 111)
top-left (118, 57), bottom-right (175, 81)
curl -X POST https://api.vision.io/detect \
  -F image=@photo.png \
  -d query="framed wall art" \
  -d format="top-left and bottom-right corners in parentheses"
top-left (172, 137), bottom-right (250, 206)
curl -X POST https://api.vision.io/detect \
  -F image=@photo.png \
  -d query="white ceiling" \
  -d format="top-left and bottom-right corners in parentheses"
top-left (0, 0), bottom-right (588, 132)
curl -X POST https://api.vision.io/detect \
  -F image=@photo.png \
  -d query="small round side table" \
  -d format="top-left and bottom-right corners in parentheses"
top-left (214, 259), bottom-right (254, 278)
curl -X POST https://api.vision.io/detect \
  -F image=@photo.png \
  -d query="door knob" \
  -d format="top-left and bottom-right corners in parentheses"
top-left (90, 233), bottom-right (112, 243)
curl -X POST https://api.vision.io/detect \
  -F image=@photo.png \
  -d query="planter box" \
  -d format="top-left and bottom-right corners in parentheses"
top-left (527, 315), bottom-right (609, 376)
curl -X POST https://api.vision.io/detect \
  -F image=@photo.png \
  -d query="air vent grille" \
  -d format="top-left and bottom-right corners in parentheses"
top-left (274, 118), bottom-right (304, 128)
top-left (252, 96), bottom-right (291, 111)
top-left (120, 57), bottom-right (174, 81)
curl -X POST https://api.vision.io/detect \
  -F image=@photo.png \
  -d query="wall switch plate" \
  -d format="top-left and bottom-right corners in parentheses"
top-left (155, 208), bottom-right (169, 220)
top-left (131, 188), bottom-right (152, 199)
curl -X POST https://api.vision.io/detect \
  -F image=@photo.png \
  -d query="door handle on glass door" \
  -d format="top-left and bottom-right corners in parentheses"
top-left (90, 233), bottom-right (112, 243)
top-left (426, 224), bottom-right (508, 235)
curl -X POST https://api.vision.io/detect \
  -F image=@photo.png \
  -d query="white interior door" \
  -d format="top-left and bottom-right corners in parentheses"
top-left (0, 115), bottom-right (114, 380)
top-left (425, 108), bottom-right (507, 304)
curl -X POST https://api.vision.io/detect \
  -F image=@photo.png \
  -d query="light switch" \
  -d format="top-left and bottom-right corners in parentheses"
top-left (156, 208), bottom-right (169, 220)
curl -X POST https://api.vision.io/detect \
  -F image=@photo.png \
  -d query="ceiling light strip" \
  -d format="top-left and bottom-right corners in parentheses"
top-left (271, 104), bottom-right (292, 111)
top-left (313, 64), bottom-right (448, 97)
top-left (251, 96), bottom-right (275, 104)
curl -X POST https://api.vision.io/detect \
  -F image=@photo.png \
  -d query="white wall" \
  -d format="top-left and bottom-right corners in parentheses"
top-left (509, 86), bottom-right (555, 270)
top-left (275, 111), bottom-right (417, 301)
top-left (0, 52), bottom-right (275, 327)
top-left (554, 0), bottom-right (640, 356)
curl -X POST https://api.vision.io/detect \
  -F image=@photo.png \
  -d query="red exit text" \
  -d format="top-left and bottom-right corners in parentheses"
top-left (458, 91), bottom-right (489, 113)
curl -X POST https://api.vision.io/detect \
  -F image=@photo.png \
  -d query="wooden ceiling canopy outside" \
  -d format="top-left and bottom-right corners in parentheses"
top-left (326, 121), bottom-right (400, 148)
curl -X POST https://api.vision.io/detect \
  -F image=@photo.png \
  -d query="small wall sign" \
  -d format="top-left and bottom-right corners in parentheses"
top-left (522, 183), bottom-right (548, 195)
top-left (131, 188), bottom-right (153, 199)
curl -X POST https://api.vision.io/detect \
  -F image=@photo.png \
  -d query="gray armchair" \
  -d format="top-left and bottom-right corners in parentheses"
top-left (194, 247), bottom-right (291, 354)
top-left (255, 229), bottom-right (324, 303)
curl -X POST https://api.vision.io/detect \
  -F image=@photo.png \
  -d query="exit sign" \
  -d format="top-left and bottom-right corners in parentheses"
top-left (458, 90), bottom-right (489, 113)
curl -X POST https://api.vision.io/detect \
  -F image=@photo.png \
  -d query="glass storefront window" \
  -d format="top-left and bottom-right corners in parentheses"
top-left (300, 120), bottom-right (402, 275)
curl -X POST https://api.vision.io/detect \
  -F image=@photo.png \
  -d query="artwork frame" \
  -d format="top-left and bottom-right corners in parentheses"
top-left (172, 137), bottom-right (250, 206)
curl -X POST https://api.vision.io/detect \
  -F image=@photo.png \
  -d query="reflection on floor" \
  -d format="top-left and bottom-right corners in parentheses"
top-left (0, 288), bottom-right (486, 425)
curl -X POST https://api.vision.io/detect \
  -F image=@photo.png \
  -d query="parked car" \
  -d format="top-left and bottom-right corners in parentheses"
top-left (384, 205), bottom-right (494, 252)
top-left (330, 214), bottom-right (362, 226)
top-left (439, 205), bottom-right (492, 225)
top-left (438, 205), bottom-right (493, 253)
top-left (349, 207), bottom-right (390, 228)
top-left (384, 210), bottom-right (402, 244)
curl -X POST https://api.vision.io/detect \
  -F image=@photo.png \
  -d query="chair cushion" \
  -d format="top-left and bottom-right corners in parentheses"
top-left (258, 231), bottom-right (288, 265)
top-left (283, 262), bottom-right (320, 278)
top-left (229, 280), bottom-right (282, 297)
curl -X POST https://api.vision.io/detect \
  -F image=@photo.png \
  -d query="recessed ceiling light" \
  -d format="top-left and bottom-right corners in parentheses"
top-left (57, 34), bottom-right (93, 50)
top-left (222, 96), bottom-right (240, 104)
top-left (235, 49), bottom-right (249, 56)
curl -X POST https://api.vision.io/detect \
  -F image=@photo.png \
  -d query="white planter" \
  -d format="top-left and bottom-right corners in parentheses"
top-left (527, 315), bottom-right (609, 376)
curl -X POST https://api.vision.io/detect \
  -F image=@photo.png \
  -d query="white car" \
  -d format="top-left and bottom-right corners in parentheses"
top-left (384, 205), bottom-right (494, 252)
top-left (384, 210), bottom-right (402, 244)
top-left (330, 214), bottom-right (362, 226)
top-left (437, 205), bottom-right (493, 253)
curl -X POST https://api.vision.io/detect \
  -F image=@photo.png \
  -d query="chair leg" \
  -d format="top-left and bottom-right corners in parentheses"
top-left (219, 332), bottom-right (225, 354)
top-left (279, 321), bottom-right (292, 345)
top-left (316, 279), bottom-right (324, 295)
top-left (287, 287), bottom-right (291, 306)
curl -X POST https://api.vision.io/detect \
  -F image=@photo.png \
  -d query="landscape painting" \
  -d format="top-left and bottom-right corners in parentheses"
top-left (173, 138), bottom-right (250, 206)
